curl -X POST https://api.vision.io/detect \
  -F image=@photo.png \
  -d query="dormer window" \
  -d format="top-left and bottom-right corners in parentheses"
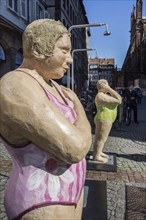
top-left (35, 0), bottom-right (50, 19)
top-left (7, 0), bottom-right (28, 20)
top-left (20, 0), bottom-right (27, 19)
top-left (7, 0), bottom-right (19, 14)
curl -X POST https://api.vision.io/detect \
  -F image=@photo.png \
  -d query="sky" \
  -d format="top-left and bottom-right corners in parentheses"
top-left (83, 0), bottom-right (146, 68)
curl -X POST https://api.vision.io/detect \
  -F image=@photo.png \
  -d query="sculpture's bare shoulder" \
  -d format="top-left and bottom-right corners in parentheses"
top-left (0, 69), bottom-right (48, 106)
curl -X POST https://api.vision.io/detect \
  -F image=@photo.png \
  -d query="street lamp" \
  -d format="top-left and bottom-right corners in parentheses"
top-left (68, 23), bottom-right (111, 35)
top-left (67, 23), bottom-right (111, 88)
top-left (71, 48), bottom-right (97, 91)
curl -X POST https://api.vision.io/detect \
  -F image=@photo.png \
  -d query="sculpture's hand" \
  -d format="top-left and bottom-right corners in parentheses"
top-left (100, 83), bottom-right (109, 93)
top-left (99, 83), bottom-right (122, 105)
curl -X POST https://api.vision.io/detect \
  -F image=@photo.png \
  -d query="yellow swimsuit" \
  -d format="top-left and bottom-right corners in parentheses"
top-left (94, 104), bottom-right (117, 123)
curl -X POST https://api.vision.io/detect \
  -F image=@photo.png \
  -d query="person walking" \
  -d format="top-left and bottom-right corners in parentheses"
top-left (124, 85), bottom-right (139, 124)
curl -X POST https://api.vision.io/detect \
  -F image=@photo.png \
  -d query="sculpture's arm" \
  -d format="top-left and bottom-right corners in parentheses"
top-left (106, 86), bottom-right (122, 104)
top-left (96, 83), bottom-right (122, 107)
top-left (0, 73), bottom-right (92, 164)
top-left (61, 86), bottom-right (92, 134)
top-left (95, 91), bottom-right (122, 107)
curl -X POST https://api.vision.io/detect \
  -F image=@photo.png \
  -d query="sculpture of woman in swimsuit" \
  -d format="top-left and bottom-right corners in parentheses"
top-left (93, 79), bottom-right (122, 163)
top-left (0, 19), bottom-right (92, 220)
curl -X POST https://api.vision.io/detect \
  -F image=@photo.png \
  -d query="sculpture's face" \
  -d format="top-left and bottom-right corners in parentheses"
top-left (97, 80), bottom-right (108, 93)
top-left (44, 33), bottom-right (72, 79)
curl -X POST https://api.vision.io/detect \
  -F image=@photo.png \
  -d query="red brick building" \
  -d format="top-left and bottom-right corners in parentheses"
top-left (122, 0), bottom-right (146, 89)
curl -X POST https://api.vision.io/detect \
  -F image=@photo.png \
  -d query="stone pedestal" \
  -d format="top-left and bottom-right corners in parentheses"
top-left (82, 180), bottom-right (107, 220)
top-left (86, 151), bottom-right (117, 172)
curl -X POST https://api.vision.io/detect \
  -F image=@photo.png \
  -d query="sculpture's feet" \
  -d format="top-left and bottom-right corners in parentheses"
top-left (101, 152), bottom-right (109, 159)
top-left (93, 155), bottom-right (108, 163)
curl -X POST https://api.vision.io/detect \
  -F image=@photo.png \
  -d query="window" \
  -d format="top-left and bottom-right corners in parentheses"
top-left (7, 0), bottom-right (29, 19)
top-left (0, 45), bottom-right (6, 61)
top-left (7, 0), bottom-right (19, 14)
top-left (62, 0), bottom-right (66, 9)
top-left (36, 2), bottom-right (43, 19)
top-left (40, 10), bottom-right (50, 19)
top-left (36, 1), bottom-right (44, 19)
top-left (44, 10), bottom-right (50, 18)
top-left (35, 1), bottom-right (49, 19)
top-left (20, 0), bottom-right (27, 19)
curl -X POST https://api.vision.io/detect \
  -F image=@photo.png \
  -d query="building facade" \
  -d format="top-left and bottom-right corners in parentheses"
top-left (122, 0), bottom-right (146, 89)
top-left (0, 0), bottom-right (90, 93)
top-left (116, 68), bottom-right (124, 88)
top-left (88, 58), bottom-right (115, 91)
top-left (0, 0), bottom-right (50, 77)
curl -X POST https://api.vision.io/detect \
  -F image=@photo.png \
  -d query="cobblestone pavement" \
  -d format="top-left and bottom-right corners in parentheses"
top-left (0, 97), bottom-right (146, 220)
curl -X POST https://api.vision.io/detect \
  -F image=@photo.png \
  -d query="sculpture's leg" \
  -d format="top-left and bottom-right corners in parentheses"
top-left (75, 189), bottom-right (84, 220)
top-left (93, 140), bottom-right (108, 163)
top-left (20, 190), bottom-right (84, 220)
top-left (20, 205), bottom-right (74, 220)
top-left (93, 120), bottom-right (112, 163)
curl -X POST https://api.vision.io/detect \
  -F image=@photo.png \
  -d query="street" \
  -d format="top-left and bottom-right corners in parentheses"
top-left (0, 97), bottom-right (146, 220)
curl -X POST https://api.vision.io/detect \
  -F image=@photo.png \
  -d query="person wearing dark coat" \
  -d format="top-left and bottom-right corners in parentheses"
top-left (124, 85), bottom-right (139, 124)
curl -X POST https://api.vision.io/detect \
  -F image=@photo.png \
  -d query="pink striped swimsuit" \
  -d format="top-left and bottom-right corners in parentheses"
top-left (3, 72), bottom-right (86, 220)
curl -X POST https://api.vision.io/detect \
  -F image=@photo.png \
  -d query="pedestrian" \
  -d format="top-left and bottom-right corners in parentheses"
top-left (93, 79), bottom-right (122, 163)
top-left (137, 89), bottom-right (143, 104)
top-left (0, 19), bottom-right (92, 220)
top-left (123, 85), bottom-right (139, 124)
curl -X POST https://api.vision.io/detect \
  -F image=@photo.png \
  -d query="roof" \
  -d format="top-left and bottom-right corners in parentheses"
top-left (89, 58), bottom-right (114, 65)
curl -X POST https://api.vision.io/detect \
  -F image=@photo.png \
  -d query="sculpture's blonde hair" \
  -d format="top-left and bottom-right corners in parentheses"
top-left (97, 79), bottom-right (108, 90)
top-left (23, 19), bottom-right (70, 58)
